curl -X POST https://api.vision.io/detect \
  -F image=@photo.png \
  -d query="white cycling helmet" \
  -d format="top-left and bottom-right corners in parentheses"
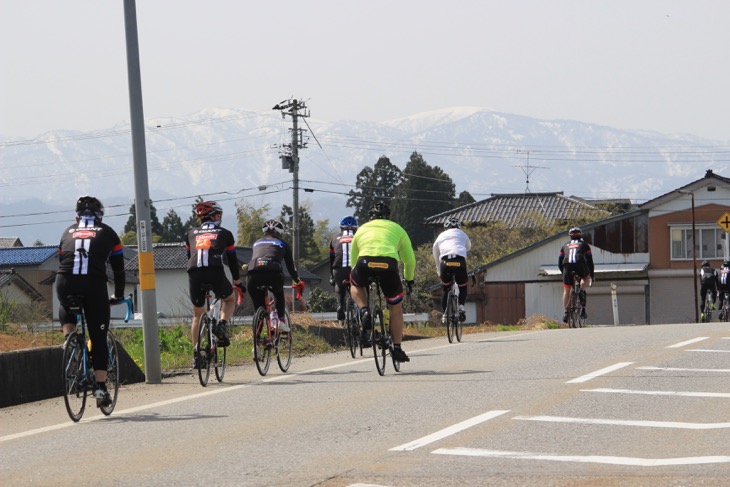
top-left (262, 219), bottom-right (285, 237)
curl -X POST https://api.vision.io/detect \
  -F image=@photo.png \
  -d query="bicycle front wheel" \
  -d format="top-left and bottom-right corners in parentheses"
top-left (277, 310), bottom-right (293, 372)
top-left (215, 344), bottom-right (226, 382)
top-left (345, 300), bottom-right (359, 358)
top-left (62, 333), bottom-right (87, 422)
top-left (372, 307), bottom-right (386, 376)
top-left (197, 314), bottom-right (212, 386)
top-left (100, 330), bottom-right (120, 416)
top-left (252, 307), bottom-right (271, 376)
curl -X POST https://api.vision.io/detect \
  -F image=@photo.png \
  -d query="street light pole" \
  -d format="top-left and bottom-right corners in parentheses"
top-left (679, 190), bottom-right (699, 323)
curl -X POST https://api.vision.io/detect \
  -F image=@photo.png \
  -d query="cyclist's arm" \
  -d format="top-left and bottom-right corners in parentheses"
top-left (585, 244), bottom-right (595, 277)
top-left (399, 231), bottom-right (416, 281)
top-left (109, 241), bottom-right (125, 297)
top-left (283, 242), bottom-right (300, 282)
top-left (558, 248), bottom-right (565, 273)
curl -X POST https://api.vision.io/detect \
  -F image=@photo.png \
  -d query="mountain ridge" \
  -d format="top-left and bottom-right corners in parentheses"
top-left (1, 106), bottom-right (727, 246)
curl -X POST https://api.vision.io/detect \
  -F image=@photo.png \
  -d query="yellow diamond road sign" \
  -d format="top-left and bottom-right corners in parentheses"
top-left (717, 212), bottom-right (730, 232)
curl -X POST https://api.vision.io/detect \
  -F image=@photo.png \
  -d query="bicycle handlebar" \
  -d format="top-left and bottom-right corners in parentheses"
top-left (110, 293), bottom-right (134, 323)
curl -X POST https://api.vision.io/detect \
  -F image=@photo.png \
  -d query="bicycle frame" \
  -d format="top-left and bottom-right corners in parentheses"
top-left (62, 294), bottom-right (132, 422)
top-left (568, 272), bottom-right (585, 328)
top-left (366, 277), bottom-right (399, 376)
top-left (252, 285), bottom-right (293, 376)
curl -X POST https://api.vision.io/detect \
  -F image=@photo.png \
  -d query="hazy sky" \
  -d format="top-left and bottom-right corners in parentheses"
top-left (2, 0), bottom-right (728, 140)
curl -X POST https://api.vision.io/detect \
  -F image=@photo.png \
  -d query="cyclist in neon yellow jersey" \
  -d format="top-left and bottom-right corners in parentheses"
top-left (349, 202), bottom-right (416, 362)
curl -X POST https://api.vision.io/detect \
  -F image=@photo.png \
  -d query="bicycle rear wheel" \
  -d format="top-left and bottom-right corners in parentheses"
top-left (276, 310), bottom-right (293, 372)
top-left (445, 293), bottom-right (456, 343)
top-left (62, 333), bottom-right (87, 422)
top-left (252, 307), bottom-right (271, 376)
top-left (214, 343), bottom-right (226, 382)
top-left (454, 298), bottom-right (464, 342)
top-left (197, 314), bottom-right (212, 386)
top-left (100, 330), bottom-right (120, 415)
top-left (372, 307), bottom-right (386, 376)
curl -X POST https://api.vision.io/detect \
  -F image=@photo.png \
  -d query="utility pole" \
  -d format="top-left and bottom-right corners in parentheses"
top-left (272, 99), bottom-right (309, 275)
top-left (123, 0), bottom-right (161, 383)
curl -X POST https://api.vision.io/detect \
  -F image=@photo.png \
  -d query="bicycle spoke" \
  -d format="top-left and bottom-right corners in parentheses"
top-left (100, 331), bottom-right (119, 415)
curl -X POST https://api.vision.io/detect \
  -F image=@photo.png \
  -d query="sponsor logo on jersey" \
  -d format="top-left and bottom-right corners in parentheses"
top-left (72, 230), bottom-right (96, 239)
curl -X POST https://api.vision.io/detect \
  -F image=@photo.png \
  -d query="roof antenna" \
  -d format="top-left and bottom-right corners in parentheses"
top-left (514, 150), bottom-right (549, 212)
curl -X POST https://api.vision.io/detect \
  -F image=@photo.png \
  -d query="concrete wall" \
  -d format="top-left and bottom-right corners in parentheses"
top-left (0, 341), bottom-right (145, 408)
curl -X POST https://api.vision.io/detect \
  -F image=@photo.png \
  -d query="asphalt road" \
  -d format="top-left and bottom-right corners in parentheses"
top-left (1, 322), bottom-right (729, 486)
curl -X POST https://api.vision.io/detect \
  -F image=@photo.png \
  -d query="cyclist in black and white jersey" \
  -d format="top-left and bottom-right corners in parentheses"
top-left (56, 196), bottom-right (125, 407)
top-left (717, 261), bottom-right (730, 319)
top-left (186, 201), bottom-right (244, 368)
top-left (698, 260), bottom-right (718, 321)
top-left (558, 227), bottom-right (594, 323)
top-left (329, 216), bottom-right (358, 324)
top-left (432, 217), bottom-right (471, 323)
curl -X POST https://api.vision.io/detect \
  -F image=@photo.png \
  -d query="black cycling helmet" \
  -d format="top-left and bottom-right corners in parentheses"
top-left (339, 216), bottom-right (358, 229)
top-left (723, 261), bottom-right (730, 268)
top-left (702, 260), bottom-right (711, 267)
top-left (195, 201), bottom-right (222, 221)
top-left (76, 196), bottom-right (104, 219)
top-left (368, 202), bottom-right (391, 220)
top-left (569, 226), bottom-right (582, 237)
top-left (444, 217), bottom-right (462, 229)
top-left (262, 219), bottom-right (285, 237)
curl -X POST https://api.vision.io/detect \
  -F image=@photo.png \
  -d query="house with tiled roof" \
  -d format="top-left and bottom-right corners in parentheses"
top-left (0, 245), bottom-right (58, 309)
top-left (0, 269), bottom-right (44, 307)
top-left (424, 192), bottom-right (610, 228)
top-left (0, 237), bottom-right (24, 248)
top-left (459, 169), bottom-right (730, 325)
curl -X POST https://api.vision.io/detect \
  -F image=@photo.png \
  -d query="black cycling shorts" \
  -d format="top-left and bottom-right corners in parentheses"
top-left (350, 256), bottom-right (404, 305)
top-left (188, 267), bottom-right (233, 307)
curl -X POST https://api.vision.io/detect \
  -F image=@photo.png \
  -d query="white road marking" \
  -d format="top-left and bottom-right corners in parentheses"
top-left (687, 349), bottom-right (730, 353)
top-left (513, 415), bottom-right (730, 429)
top-left (639, 366), bottom-right (730, 373)
top-left (583, 388), bottom-right (730, 398)
top-left (667, 337), bottom-right (709, 348)
top-left (566, 362), bottom-right (633, 383)
top-left (432, 447), bottom-right (730, 466)
top-left (389, 410), bottom-right (510, 451)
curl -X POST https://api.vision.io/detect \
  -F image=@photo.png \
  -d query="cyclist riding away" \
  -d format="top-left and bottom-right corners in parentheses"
top-left (558, 226), bottom-right (594, 324)
top-left (718, 261), bottom-right (730, 320)
top-left (246, 220), bottom-right (302, 333)
top-left (186, 201), bottom-right (244, 368)
top-left (330, 216), bottom-right (358, 324)
top-left (699, 260), bottom-right (718, 321)
top-left (349, 202), bottom-right (416, 363)
top-left (432, 216), bottom-right (471, 323)
top-left (56, 196), bottom-right (125, 407)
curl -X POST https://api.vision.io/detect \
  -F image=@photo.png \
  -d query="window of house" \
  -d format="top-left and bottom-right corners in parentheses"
top-left (670, 225), bottom-right (726, 260)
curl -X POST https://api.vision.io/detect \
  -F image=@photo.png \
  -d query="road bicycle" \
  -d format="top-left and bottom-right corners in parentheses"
top-left (719, 291), bottom-right (730, 322)
top-left (568, 271), bottom-right (586, 328)
top-left (361, 274), bottom-right (401, 376)
top-left (342, 280), bottom-right (362, 358)
top-left (195, 284), bottom-right (243, 386)
top-left (61, 294), bottom-right (133, 422)
top-left (252, 283), bottom-right (302, 376)
top-left (701, 289), bottom-right (715, 323)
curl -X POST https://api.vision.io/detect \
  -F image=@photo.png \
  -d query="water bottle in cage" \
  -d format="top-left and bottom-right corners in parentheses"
top-left (270, 309), bottom-right (279, 328)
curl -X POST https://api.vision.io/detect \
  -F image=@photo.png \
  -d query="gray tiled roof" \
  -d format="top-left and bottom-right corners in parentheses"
top-left (123, 243), bottom-right (319, 281)
top-left (0, 246), bottom-right (57, 266)
top-left (424, 192), bottom-right (608, 228)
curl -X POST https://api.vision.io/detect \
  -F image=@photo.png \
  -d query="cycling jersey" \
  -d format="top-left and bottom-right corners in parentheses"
top-left (330, 230), bottom-right (355, 269)
top-left (349, 219), bottom-right (415, 281)
top-left (432, 228), bottom-right (471, 272)
top-left (558, 238), bottom-right (594, 287)
top-left (57, 216), bottom-right (125, 294)
top-left (246, 235), bottom-right (300, 317)
top-left (185, 222), bottom-right (240, 280)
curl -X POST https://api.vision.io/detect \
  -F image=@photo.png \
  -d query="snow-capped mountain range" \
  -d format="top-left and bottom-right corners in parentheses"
top-left (1, 106), bottom-right (727, 247)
